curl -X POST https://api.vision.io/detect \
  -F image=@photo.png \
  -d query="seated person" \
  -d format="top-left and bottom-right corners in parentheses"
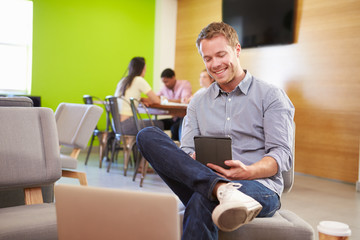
top-left (189, 69), bottom-right (215, 101)
top-left (157, 68), bottom-right (192, 140)
top-left (136, 22), bottom-right (295, 239)
top-left (114, 57), bottom-right (163, 135)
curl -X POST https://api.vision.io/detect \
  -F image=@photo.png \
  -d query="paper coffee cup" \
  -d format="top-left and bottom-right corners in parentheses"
top-left (317, 221), bottom-right (351, 240)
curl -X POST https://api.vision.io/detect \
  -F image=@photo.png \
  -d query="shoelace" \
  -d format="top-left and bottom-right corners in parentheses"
top-left (218, 182), bottom-right (242, 199)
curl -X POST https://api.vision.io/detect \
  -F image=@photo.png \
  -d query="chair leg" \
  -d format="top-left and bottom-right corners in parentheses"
top-left (122, 136), bottom-right (136, 176)
top-left (85, 134), bottom-right (95, 165)
top-left (123, 148), bottom-right (130, 176)
top-left (103, 133), bottom-right (114, 168)
top-left (107, 138), bottom-right (117, 172)
top-left (132, 147), bottom-right (142, 182)
top-left (62, 170), bottom-right (88, 186)
top-left (140, 158), bottom-right (148, 187)
top-left (24, 187), bottom-right (44, 205)
top-left (98, 132), bottom-right (108, 168)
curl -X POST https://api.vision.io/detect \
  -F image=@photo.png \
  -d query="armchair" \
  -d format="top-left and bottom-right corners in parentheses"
top-left (179, 122), bottom-right (315, 239)
top-left (55, 103), bottom-right (103, 185)
top-left (0, 107), bottom-right (61, 240)
top-left (0, 96), bottom-right (54, 206)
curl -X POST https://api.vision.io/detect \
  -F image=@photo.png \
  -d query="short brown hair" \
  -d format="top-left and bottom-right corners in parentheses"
top-left (196, 22), bottom-right (239, 52)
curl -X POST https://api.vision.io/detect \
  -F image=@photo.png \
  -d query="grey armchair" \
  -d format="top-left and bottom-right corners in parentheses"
top-left (0, 107), bottom-right (61, 240)
top-left (0, 96), bottom-right (54, 207)
top-left (0, 96), bottom-right (33, 107)
top-left (55, 103), bottom-right (103, 185)
top-left (180, 122), bottom-right (315, 240)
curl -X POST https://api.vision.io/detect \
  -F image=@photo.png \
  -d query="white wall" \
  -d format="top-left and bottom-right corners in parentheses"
top-left (153, 0), bottom-right (177, 92)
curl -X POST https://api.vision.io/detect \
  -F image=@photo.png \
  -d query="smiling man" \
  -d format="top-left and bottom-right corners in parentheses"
top-left (136, 22), bottom-right (295, 240)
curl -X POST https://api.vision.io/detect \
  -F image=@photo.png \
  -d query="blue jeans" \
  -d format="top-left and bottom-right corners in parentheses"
top-left (136, 127), bottom-right (281, 240)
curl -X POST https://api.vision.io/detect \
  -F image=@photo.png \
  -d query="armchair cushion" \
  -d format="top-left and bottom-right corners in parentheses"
top-left (218, 209), bottom-right (314, 240)
top-left (60, 154), bottom-right (78, 169)
top-left (0, 203), bottom-right (57, 240)
top-left (179, 209), bottom-right (314, 240)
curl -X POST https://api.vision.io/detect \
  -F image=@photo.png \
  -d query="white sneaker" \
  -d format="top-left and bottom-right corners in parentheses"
top-left (212, 183), bottom-right (262, 232)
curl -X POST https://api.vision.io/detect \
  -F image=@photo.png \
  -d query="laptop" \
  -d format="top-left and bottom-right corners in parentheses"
top-left (55, 184), bottom-right (180, 240)
top-left (194, 135), bottom-right (232, 169)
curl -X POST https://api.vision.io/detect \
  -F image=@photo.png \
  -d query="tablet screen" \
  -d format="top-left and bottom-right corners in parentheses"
top-left (194, 135), bottom-right (232, 169)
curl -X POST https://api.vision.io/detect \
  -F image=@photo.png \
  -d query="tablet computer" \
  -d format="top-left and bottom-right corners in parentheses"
top-left (194, 135), bottom-right (232, 169)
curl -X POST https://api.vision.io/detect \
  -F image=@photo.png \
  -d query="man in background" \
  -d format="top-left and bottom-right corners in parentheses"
top-left (157, 68), bottom-right (192, 140)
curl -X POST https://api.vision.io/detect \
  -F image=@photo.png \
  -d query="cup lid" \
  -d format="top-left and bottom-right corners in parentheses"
top-left (317, 221), bottom-right (351, 236)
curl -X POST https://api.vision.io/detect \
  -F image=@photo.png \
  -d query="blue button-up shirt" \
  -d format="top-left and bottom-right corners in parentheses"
top-left (181, 71), bottom-right (295, 196)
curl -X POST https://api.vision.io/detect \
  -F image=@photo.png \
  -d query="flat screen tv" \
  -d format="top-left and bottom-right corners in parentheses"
top-left (222, 0), bottom-right (297, 49)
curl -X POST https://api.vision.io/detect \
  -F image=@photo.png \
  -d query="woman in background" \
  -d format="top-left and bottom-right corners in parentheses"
top-left (185, 69), bottom-right (215, 104)
top-left (193, 69), bottom-right (215, 97)
top-left (114, 57), bottom-right (163, 135)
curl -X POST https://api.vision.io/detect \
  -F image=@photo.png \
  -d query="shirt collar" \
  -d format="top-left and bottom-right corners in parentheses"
top-left (238, 70), bottom-right (252, 95)
top-left (210, 70), bottom-right (253, 99)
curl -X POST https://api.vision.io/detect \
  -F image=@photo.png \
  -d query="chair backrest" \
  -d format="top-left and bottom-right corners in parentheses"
top-left (129, 97), bottom-right (154, 132)
top-left (55, 103), bottom-right (103, 149)
top-left (0, 107), bottom-right (62, 189)
top-left (83, 95), bottom-right (94, 105)
top-left (129, 98), bottom-right (142, 132)
top-left (106, 95), bottom-right (132, 136)
top-left (0, 96), bottom-right (33, 107)
top-left (282, 121), bottom-right (296, 193)
top-left (106, 96), bottom-right (121, 134)
top-left (83, 95), bottom-right (111, 132)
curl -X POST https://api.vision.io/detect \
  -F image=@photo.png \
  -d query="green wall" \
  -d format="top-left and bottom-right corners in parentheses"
top-left (32, 0), bottom-right (156, 130)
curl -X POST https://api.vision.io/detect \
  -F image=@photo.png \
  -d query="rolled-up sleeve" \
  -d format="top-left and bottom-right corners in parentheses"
top-left (263, 87), bottom-right (295, 173)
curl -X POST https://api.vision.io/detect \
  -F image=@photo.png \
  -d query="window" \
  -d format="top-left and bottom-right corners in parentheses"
top-left (0, 0), bottom-right (33, 95)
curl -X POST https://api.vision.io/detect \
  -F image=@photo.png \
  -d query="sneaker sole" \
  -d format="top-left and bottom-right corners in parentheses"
top-left (212, 202), bottom-right (262, 232)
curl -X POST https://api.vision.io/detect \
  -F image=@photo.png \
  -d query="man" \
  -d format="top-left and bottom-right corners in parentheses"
top-left (158, 68), bottom-right (192, 103)
top-left (157, 68), bottom-right (192, 140)
top-left (137, 22), bottom-right (294, 239)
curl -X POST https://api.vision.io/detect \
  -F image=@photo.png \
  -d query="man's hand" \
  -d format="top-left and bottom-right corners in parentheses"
top-left (207, 160), bottom-right (254, 180)
top-left (207, 156), bottom-right (278, 180)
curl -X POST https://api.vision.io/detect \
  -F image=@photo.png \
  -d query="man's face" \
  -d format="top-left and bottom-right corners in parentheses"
top-left (199, 35), bottom-right (241, 86)
top-left (162, 76), bottom-right (176, 90)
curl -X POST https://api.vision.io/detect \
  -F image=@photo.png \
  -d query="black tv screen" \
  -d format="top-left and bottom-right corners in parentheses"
top-left (222, 0), bottom-right (296, 48)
